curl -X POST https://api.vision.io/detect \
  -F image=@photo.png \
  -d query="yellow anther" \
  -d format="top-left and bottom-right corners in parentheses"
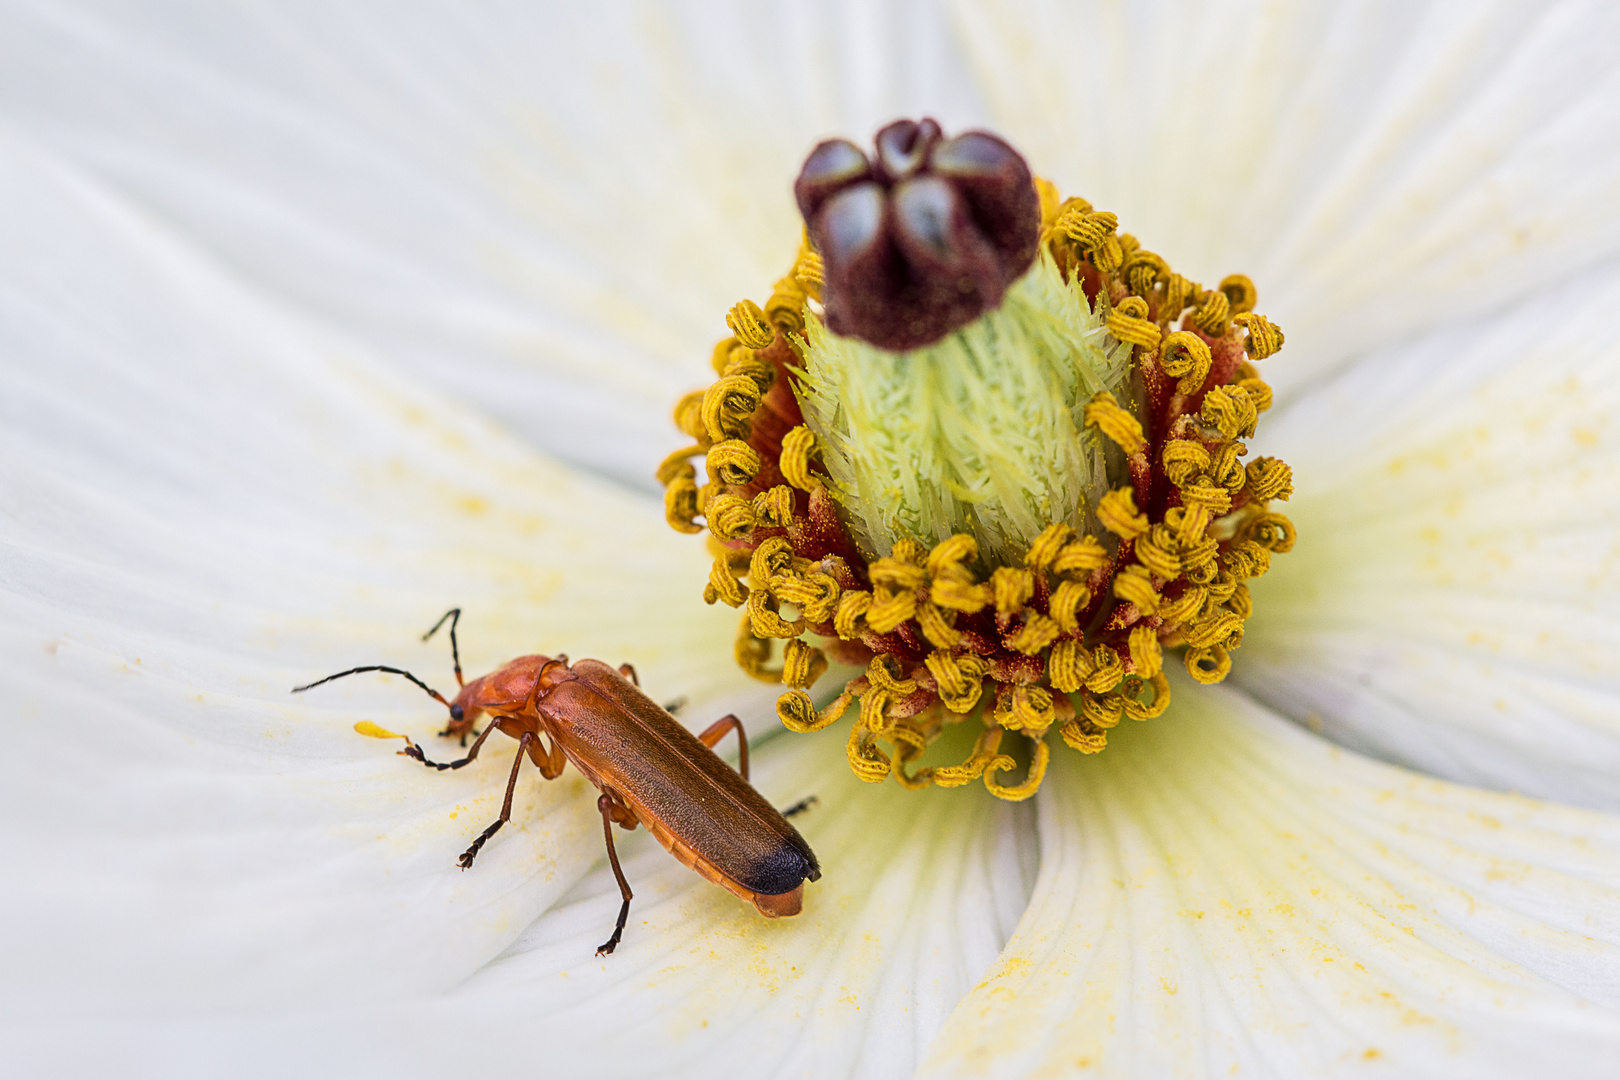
top-left (1165, 504), bottom-right (1211, 545)
top-left (1122, 672), bottom-right (1172, 720)
top-left (774, 572), bottom-right (841, 624)
top-left (869, 557), bottom-right (928, 591)
top-left (1059, 719), bottom-right (1108, 754)
top-left (1084, 645), bottom-right (1126, 694)
top-left (933, 728), bottom-right (1006, 788)
top-left (1052, 535), bottom-right (1109, 578)
top-left (663, 470), bottom-right (702, 535)
top-left (704, 555), bottom-right (749, 607)
top-left (846, 723), bottom-right (892, 783)
top-left (1205, 568), bottom-right (1239, 606)
top-left (1190, 288), bottom-right (1231, 337)
top-left (1112, 564), bottom-right (1160, 615)
top-left (776, 686), bottom-right (854, 734)
top-left (1228, 582), bottom-right (1254, 620)
top-left (354, 721), bottom-right (405, 741)
top-left (1241, 511), bottom-right (1297, 554)
top-left (865, 588), bottom-right (918, 633)
top-left (1057, 206), bottom-right (1118, 249)
top-left (1134, 524), bottom-right (1181, 579)
top-left (1179, 535), bottom-right (1220, 576)
top-left (1223, 539), bottom-right (1272, 580)
top-left (779, 425), bottom-right (821, 490)
top-left (1127, 624), bottom-right (1163, 678)
top-left (1208, 447), bottom-right (1246, 498)
top-left (1245, 457), bottom-right (1294, 501)
top-left (748, 589), bottom-right (805, 639)
top-left (1024, 522), bottom-right (1077, 574)
top-left (672, 389), bottom-right (708, 441)
top-left (984, 736), bottom-right (1049, 802)
top-left (867, 654), bottom-right (918, 697)
top-left (1079, 691), bottom-right (1124, 728)
top-left (1047, 638), bottom-right (1090, 693)
top-left (1236, 376), bottom-right (1274, 413)
top-left (706, 439), bottom-right (761, 487)
top-left (925, 649), bottom-right (988, 714)
top-left (1184, 610), bottom-right (1244, 649)
top-left (749, 536), bottom-right (795, 585)
top-left (1005, 613), bottom-right (1061, 656)
top-left (710, 337), bottom-right (740, 376)
top-left (1185, 645), bottom-right (1232, 684)
top-left (655, 444), bottom-right (704, 487)
top-left (1201, 384), bottom-right (1259, 439)
top-left (727, 299), bottom-right (776, 350)
top-left (793, 246), bottom-right (825, 301)
top-left (1160, 330), bottom-right (1213, 395)
top-left (833, 590), bottom-right (872, 640)
top-left (1098, 486), bottom-right (1149, 541)
top-left (1156, 585), bottom-right (1206, 625)
top-left (1162, 438), bottom-right (1211, 487)
top-left (1050, 579), bottom-right (1092, 634)
top-left (782, 639), bottom-right (827, 689)
top-left (1084, 390), bottom-right (1146, 455)
top-left (1035, 177), bottom-right (1063, 227)
top-left (751, 485), bottom-right (795, 528)
top-left (734, 615), bottom-right (782, 683)
top-left (925, 533), bottom-right (979, 578)
top-left (1123, 249), bottom-right (1168, 297)
top-left (1105, 296), bottom-right (1162, 349)
top-left (1219, 274), bottom-right (1258, 315)
top-left (701, 375), bottom-right (761, 443)
top-left (994, 682), bottom-right (1057, 732)
top-left (916, 601), bottom-right (961, 649)
top-left (859, 687), bottom-right (894, 736)
top-left (1161, 272), bottom-right (1197, 323)
top-left (990, 566), bottom-right (1035, 617)
top-left (931, 577), bottom-right (991, 613)
top-left (1233, 312), bottom-right (1284, 359)
top-left (765, 286), bottom-right (807, 334)
top-left (722, 348), bottom-right (776, 396)
top-left (1177, 477), bottom-right (1233, 516)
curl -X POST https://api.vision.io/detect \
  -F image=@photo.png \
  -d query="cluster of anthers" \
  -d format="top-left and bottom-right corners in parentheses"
top-left (658, 123), bottom-right (1293, 801)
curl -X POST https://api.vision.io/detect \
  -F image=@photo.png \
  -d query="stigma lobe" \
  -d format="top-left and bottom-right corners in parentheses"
top-left (794, 118), bottom-right (1040, 352)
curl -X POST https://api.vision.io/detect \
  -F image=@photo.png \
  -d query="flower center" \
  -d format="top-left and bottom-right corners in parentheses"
top-left (659, 120), bottom-right (1295, 801)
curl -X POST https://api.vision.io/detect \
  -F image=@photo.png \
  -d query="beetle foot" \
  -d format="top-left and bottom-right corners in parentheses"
top-left (781, 795), bottom-right (820, 818)
top-left (595, 934), bottom-right (621, 957)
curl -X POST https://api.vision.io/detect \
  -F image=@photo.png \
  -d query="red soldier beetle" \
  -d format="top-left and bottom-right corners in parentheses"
top-left (294, 609), bottom-right (821, 956)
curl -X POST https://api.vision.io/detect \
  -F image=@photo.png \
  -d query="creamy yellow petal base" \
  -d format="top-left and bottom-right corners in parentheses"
top-left (917, 675), bottom-right (1620, 1078)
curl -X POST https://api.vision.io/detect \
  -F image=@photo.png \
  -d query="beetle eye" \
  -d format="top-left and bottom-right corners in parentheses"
top-left (450, 704), bottom-right (464, 722)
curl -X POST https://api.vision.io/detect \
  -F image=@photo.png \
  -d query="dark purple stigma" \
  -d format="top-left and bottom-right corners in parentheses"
top-left (794, 119), bottom-right (1040, 352)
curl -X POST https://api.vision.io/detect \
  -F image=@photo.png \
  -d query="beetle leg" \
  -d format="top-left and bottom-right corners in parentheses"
top-left (526, 730), bottom-right (568, 780)
top-left (696, 714), bottom-right (749, 781)
top-left (595, 792), bottom-right (636, 957)
top-left (405, 718), bottom-right (500, 771)
top-left (617, 662), bottom-right (639, 686)
top-left (456, 732), bottom-right (533, 869)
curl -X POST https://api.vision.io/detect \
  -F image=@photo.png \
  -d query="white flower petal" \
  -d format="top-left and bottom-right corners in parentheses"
top-left (918, 677), bottom-right (1620, 1079)
top-left (0, 723), bottom-right (1036, 1079)
top-left (950, 0), bottom-right (1620, 401)
top-left (1241, 258), bottom-right (1620, 808)
top-left (0, 124), bottom-right (768, 1017)
top-left (1, 1), bottom-right (989, 488)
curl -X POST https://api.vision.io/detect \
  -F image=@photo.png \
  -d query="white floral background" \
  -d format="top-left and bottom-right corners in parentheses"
top-left (3, 2), bottom-right (1619, 1077)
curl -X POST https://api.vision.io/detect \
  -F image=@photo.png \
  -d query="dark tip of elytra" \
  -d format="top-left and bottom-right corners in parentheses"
top-left (796, 118), bottom-right (1039, 352)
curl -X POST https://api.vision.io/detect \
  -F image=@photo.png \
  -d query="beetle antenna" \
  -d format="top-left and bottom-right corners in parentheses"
top-left (422, 608), bottom-right (464, 688)
top-left (292, 665), bottom-right (451, 707)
